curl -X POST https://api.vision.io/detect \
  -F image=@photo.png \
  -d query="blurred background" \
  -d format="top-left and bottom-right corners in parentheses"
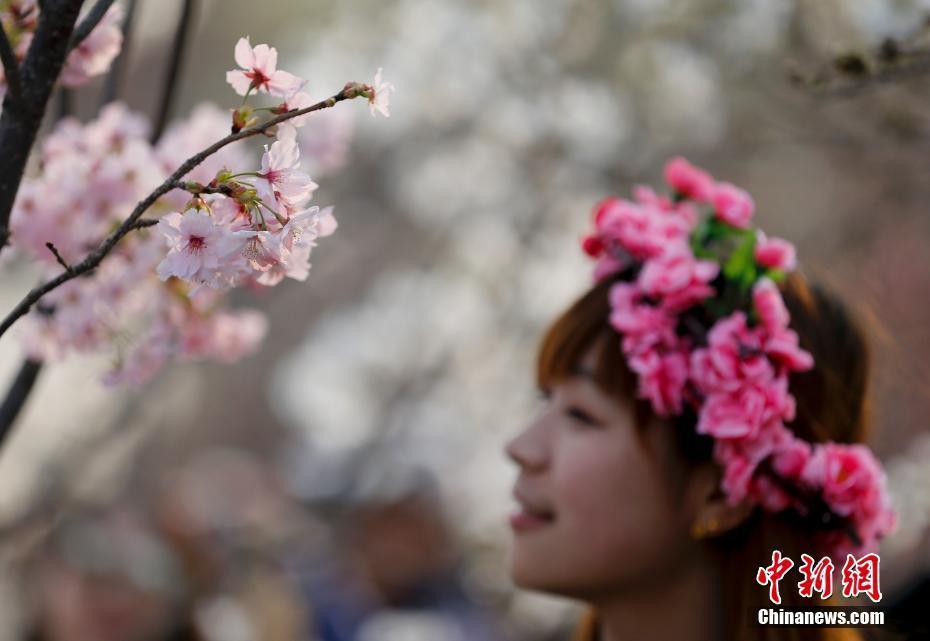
top-left (1, 0), bottom-right (930, 639)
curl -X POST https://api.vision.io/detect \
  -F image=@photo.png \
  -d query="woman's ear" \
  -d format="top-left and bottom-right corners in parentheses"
top-left (684, 462), bottom-right (755, 540)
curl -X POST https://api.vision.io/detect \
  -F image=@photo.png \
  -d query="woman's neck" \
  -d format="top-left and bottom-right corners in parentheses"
top-left (592, 552), bottom-right (722, 641)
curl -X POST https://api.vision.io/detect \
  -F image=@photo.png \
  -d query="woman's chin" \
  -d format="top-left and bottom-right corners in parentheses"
top-left (509, 546), bottom-right (571, 593)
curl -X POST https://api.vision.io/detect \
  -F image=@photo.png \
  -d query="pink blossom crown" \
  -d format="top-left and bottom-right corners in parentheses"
top-left (580, 157), bottom-right (896, 560)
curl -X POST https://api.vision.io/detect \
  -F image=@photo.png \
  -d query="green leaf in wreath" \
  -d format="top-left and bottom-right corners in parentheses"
top-left (722, 229), bottom-right (757, 282)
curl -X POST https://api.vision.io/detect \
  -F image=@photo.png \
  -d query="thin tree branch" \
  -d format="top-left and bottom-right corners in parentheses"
top-left (127, 218), bottom-right (158, 231)
top-left (0, 86), bottom-right (355, 340)
top-left (0, 0), bottom-right (86, 253)
top-left (67, 0), bottom-right (116, 52)
top-left (100, 0), bottom-right (137, 106)
top-left (170, 180), bottom-right (235, 196)
top-left (0, 359), bottom-right (43, 447)
top-left (45, 242), bottom-right (73, 272)
top-left (150, 0), bottom-right (197, 143)
top-left (0, 25), bottom-right (23, 111)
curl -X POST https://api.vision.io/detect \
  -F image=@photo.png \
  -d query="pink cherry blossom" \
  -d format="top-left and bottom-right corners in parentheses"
top-left (281, 205), bottom-right (337, 251)
top-left (179, 309), bottom-right (267, 362)
top-left (663, 157), bottom-right (715, 203)
top-left (60, 4), bottom-right (124, 87)
top-left (712, 182), bottom-right (754, 229)
top-left (238, 230), bottom-right (284, 275)
top-left (8, 38), bottom-right (350, 388)
top-left (156, 210), bottom-right (248, 288)
top-left (276, 89), bottom-right (315, 127)
top-left (236, 206), bottom-right (337, 286)
top-left (102, 318), bottom-right (173, 386)
top-left (226, 37), bottom-right (303, 97)
top-left (755, 230), bottom-right (797, 272)
top-left (367, 67), bottom-right (395, 117)
top-left (251, 124), bottom-right (318, 211)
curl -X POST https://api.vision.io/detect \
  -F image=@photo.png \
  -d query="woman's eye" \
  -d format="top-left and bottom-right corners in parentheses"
top-left (566, 406), bottom-right (600, 427)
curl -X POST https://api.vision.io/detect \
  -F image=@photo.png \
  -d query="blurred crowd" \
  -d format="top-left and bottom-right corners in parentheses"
top-left (4, 447), bottom-right (550, 641)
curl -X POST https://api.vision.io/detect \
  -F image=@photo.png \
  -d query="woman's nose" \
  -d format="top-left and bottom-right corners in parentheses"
top-left (505, 421), bottom-right (548, 472)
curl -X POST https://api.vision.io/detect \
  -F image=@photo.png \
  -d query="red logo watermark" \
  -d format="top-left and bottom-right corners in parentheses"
top-left (756, 551), bottom-right (882, 605)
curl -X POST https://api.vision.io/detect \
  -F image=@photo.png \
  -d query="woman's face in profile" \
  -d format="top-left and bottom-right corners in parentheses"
top-left (506, 346), bottom-right (698, 598)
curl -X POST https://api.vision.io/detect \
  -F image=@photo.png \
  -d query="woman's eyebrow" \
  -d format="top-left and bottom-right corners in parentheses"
top-left (571, 364), bottom-right (596, 380)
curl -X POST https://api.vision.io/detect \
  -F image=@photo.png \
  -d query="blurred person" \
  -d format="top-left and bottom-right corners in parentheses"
top-left (298, 469), bottom-right (508, 641)
top-left (22, 507), bottom-right (196, 641)
top-left (151, 448), bottom-right (309, 641)
top-left (505, 159), bottom-right (903, 641)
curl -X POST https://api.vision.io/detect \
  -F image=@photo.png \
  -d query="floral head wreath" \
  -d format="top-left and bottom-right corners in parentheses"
top-left (580, 157), bottom-right (896, 560)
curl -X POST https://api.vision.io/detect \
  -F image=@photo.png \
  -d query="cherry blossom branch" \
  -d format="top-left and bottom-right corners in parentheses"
top-left (150, 0), bottom-right (197, 143)
top-left (0, 359), bottom-right (42, 446)
top-left (0, 24), bottom-right (23, 110)
top-left (0, 86), bottom-right (354, 341)
top-left (127, 218), bottom-right (159, 231)
top-left (67, 0), bottom-right (116, 52)
top-left (0, 0), bottom-right (86, 252)
top-left (169, 180), bottom-right (234, 196)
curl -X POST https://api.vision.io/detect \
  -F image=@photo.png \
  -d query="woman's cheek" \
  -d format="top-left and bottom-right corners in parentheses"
top-left (556, 438), bottom-right (679, 561)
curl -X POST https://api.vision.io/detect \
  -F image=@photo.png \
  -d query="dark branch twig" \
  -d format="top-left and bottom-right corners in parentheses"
top-left (0, 87), bottom-right (354, 340)
top-left (67, 0), bottom-right (117, 52)
top-left (0, 359), bottom-right (43, 447)
top-left (45, 242), bottom-right (73, 272)
top-left (151, 0), bottom-right (197, 142)
top-left (0, 25), bottom-right (23, 110)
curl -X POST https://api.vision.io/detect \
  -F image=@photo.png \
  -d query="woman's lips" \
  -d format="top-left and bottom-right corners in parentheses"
top-left (509, 508), bottom-right (555, 532)
top-left (509, 490), bottom-right (556, 532)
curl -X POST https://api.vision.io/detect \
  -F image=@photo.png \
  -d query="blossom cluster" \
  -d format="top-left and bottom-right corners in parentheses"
top-left (9, 102), bottom-right (270, 384)
top-left (7, 37), bottom-right (386, 384)
top-left (581, 157), bottom-right (896, 559)
top-left (0, 0), bottom-right (123, 101)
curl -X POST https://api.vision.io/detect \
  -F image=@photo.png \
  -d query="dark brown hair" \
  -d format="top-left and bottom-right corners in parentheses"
top-left (538, 271), bottom-right (877, 641)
